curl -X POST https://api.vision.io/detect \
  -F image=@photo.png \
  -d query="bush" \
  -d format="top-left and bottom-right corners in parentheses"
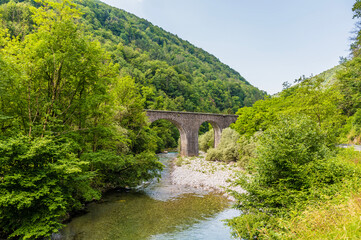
top-left (264, 148), bottom-right (361, 239)
top-left (206, 147), bottom-right (222, 161)
top-left (228, 116), bottom-right (357, 239)
top-left (0, 135), bottom-right (100, 239)
top-left (198, 130), bottom-right (214, 152)
top-left (237, 132), bottom-right (260, 169)
top-left (280, 191), bottom-right (361, 240)
top-left (342, 109), bottom-right (361, 144)
top-left (205, 128), bottom-right (240, 162)
top-left (81, 150), bottom-right (162, 190)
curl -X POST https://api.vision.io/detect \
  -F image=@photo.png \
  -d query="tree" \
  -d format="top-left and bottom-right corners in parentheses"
top-left (228, 116), bottom-right (353, 239)
top-left (0, 136), bottom-right (100, 239)
top-left (0, 1), bottom-right (163, 238)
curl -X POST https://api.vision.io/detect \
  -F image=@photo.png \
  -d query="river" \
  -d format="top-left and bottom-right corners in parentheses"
top-left (59, 152), bottom-right (240, 240)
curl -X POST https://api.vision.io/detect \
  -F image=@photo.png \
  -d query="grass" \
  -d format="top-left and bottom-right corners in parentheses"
top-left (279, 193), bottom-right (361, 240)
top-left (263, 148), bottom-right (361, 240)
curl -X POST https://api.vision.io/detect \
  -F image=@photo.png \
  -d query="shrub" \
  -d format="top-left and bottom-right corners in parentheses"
top-left (266, 148), bottom-right (361, 239)
top-left (228, 116), bottom-right (357, 239)
top-left (205, 128), bottom-right (240, 162)
top-left (81, 150), bottom-right (162, 190)
top-left (206, 147), bottom-right (222, 161)
top-left (198, 130), bottom-right (214, 152)
top-left (0, 135), bottom-right (100, 239)
top-left (342, 109), bottom-right (361, 144)
top-left (237, 132), bottom-right (260, 169)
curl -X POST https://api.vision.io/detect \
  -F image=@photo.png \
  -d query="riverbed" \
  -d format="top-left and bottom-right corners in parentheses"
top-left (59, 153), bottom-right (240, 240)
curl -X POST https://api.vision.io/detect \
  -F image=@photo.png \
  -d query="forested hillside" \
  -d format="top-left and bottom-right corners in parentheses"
top-left (0, 0), bottom-right (266, 238)
top-left (0, 0), bottom-right (266, 150)
top-left (81, 0), bottom-right (265, 113)
top-left (0, 0), bottom-right (265, 114)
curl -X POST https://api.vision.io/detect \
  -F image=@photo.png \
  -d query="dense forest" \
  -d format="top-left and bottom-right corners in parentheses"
top-left (0, 0), bottom-right (266, 238)
top-left (0, 0), bottom-right (266, 152)
top-left (0, 0), bottom-right (265, 113)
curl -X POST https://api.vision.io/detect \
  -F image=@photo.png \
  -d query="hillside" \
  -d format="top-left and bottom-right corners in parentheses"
top-left (315, 64), bottom-right (344, 86)
top-left (0, 0), bottom-right (265, 114)
top-left (81, 0), bottom-right (266, 112)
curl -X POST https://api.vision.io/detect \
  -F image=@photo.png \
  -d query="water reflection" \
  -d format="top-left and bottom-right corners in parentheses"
top-left (60, 153), bottom-right (239, 240)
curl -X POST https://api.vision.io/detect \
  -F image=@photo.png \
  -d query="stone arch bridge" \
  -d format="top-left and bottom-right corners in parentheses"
top-left (146, 110), bottom-right (238, 156)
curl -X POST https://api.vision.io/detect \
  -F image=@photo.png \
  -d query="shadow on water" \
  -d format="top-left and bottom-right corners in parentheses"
top-left (59, 153), bottom-right (240, 240)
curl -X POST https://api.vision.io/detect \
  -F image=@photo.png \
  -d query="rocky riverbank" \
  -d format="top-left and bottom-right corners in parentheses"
top-left (171, 153), bottom-right (245, 200)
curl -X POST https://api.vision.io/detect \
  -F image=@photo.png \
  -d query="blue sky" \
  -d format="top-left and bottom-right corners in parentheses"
top-left (100, 0), bottom-right (356, 94)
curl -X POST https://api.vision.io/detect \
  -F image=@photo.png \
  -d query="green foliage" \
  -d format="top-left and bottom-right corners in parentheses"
top-left (292, 78), bottom-right (344, 136)
top-left (0, 0), bottom-right (33, 39)
top-left (337, 57), bottom-right (361, 116)
top-left (232, 97), bottom-right (279, 137)
top-left (227, 212), bottom-right (275, 240)
top-left (233, 76), bottom-right (344, 141)
top-left (256, 148), bottom-right (361, 239)
top-left (333, 1), bottom-right (361, 144)
top-left (150, 119), bottom-right (179, 153)
top-left (338, 0), bottom-right (361, 115)
top-left (198, 130), bottom-right (214, 152)
top-left (237, 133), bottom-right (259, 169)
top-left (0, 1), bottom-right (165, 238)
top-left (205, 128), bottom-right (240, 162)
top-left (228, 116), bottom-right (357, 239)
top-left (0, 0), bottom-right (267, 152)
top-left (0, 135), bottom-right (100, 239)
top-left (341, 108), bottom-right (361, 144)
top-left (81, 150), bottom-right (162, 190)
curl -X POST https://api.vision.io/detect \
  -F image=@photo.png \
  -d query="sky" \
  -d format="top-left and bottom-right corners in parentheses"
top-left (100, 0), bottom-right (356, 94)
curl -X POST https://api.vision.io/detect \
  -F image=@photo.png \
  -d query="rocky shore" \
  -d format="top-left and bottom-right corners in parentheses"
top-left (170, 153), bottom-right (245, 200)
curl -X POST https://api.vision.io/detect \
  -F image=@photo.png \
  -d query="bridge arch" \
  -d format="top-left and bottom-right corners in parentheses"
top-left (150, 117), bottom-right (187, 155)
top-left (199, 120), bottom-right (222, 149)
top-left (146, 110), bottom-right (238, 156)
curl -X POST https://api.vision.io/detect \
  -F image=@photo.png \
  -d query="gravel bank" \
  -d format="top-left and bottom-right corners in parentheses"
top-left (171, 153), bottom-right (246, 200)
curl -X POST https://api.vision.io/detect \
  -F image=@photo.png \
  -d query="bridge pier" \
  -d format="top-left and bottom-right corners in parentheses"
top-left (181, 127), bottom-right (199, 156)
top-left (146, 110), bottom-right (238, 157)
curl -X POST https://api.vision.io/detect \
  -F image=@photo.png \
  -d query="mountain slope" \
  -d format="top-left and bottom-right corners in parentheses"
top-left (76, 0), bottom-right (266, 113)
top-left (0, 0), bottom-right (266, 113)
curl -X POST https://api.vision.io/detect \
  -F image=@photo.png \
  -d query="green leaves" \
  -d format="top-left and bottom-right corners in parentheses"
top-left (205, 128), bottom-right (241, 163)
top-left (0, 1), bottom-right (164, 238)
top-left (229, 116), bottom-right (357, 238)
top-left (0, 135), bottom-right (100, 239)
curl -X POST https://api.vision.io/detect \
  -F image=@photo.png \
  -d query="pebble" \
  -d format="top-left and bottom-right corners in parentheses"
top-left (171, 154), bottom-right (246, 201)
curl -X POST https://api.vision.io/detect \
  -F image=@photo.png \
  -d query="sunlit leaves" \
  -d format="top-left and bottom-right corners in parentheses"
top-left (0, 135), bottom-right (100, 239)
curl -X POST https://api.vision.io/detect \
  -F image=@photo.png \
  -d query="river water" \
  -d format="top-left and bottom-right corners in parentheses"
top-left (59, 153), bottom-right (240, 240)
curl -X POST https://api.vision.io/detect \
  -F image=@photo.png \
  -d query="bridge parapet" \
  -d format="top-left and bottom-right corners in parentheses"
top-left (145, 110), bottom-right (238, 156)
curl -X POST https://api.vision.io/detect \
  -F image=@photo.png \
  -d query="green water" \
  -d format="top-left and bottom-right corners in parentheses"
top-left (59, 153), bottom-right (239, 240)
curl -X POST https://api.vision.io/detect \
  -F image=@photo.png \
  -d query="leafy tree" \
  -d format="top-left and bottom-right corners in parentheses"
top-left (292, 77), bottom-right (344, 133)
top-left (337, 58), bottom-right (361, 116)
top-left (233, 76), bottom-right (344, 140)
top-left (228, 116), bottom-right (355, 239)
top-left (0, 0), bottom-right (33, 39)
top-left (0, 1), bottom-right (163, 238)
top-left (0, 136), bottom-right (99, 239)
top-left (232, 97), bottom-right (280, 137)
